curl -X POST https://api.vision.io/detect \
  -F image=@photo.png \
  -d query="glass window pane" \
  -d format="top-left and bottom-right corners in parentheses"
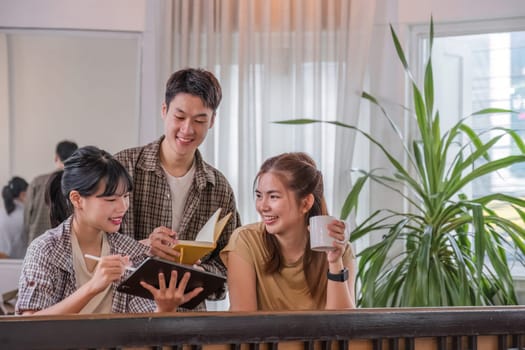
top-left (430, 31), bottom-right (525, 275)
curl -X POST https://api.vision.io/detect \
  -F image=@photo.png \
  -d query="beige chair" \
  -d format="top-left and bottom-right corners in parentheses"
top-left (0, 289), bottom-right (17, 315)
top-left (0, 259), bottom-right (23, 315)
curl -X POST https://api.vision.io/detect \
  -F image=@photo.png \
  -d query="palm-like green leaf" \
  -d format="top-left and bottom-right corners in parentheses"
top-left (276, 16), bottom-right (525, 307)
top-left (340, 173), bottom-right (368, 220)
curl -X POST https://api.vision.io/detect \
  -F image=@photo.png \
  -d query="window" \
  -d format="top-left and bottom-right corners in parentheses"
top-left (416, 24), bottom-right (525, 276)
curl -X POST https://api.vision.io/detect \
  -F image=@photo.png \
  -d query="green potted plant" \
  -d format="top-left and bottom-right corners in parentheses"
top-left (278, 18), bottom-right (525, 307)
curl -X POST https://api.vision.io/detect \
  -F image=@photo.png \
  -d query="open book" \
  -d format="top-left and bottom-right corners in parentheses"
top-left (173, 208), bottom-right (232, 265)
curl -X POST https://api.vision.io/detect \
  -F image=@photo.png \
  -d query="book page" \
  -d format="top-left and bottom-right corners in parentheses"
top-left (194, 208), bottom-right (222, 243)
top-left (214, 212), bottom-right (233, 242)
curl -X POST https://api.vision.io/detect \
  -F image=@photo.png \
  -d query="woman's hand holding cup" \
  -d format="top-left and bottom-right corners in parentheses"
top-left (309, 215), bottom-right (350, 262)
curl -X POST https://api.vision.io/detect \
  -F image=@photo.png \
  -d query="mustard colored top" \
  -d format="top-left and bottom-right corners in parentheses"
top-left (221, 222), bottom-right (352, 311)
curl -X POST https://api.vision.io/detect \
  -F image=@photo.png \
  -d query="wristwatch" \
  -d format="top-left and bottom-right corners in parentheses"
top-left (327, 267), bottom-right (349, 282)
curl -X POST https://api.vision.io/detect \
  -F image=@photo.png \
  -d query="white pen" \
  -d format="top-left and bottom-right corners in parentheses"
top-left (84, 254), bottom-right (137, 272)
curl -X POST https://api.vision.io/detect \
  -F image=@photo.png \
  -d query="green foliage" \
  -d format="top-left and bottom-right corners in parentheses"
top-left (277, 18), bottom-right (525, 306)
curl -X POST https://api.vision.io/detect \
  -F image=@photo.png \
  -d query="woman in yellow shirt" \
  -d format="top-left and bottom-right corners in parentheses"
top-left (221, 152), bottom-right (355, 311)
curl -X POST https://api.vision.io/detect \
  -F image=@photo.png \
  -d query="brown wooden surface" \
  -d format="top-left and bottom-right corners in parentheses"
top-left (0, 307), bottom-right (524, 350)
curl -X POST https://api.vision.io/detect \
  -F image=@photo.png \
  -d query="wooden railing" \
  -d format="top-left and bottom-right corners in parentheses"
top-left (0, 307), bottom-right (524, 350)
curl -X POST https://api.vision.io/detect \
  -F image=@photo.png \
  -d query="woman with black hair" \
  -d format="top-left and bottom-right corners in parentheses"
top-left (16, 146), bottom-right (202, 315)
top-left (0, 176), bottom-right (29, 258)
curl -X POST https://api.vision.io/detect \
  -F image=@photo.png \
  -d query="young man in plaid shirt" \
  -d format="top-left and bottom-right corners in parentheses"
top-left (115, 68), bottom-right (240, 311)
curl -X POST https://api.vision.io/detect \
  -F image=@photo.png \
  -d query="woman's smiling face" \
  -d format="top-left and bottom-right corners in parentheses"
top-left (75, 180), bottom-right (130, 234)
top-left (255, 172), bottom-right (308, 236)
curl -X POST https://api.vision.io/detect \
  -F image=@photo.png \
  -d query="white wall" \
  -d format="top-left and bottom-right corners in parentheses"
top-left (0, 34), bottom-right (9, 196)
top-left (8, 31), bottom-right (141, 177)
top-left (397, 0), bottom-right (525, 23)
top-left (0, 0), bottom-right (145, 31)
top-left (0, 0), bottom-right (162, 194)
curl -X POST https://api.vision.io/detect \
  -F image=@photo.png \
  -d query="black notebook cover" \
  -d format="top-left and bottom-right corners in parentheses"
top-left (117, 257), bottom-right (226, 309)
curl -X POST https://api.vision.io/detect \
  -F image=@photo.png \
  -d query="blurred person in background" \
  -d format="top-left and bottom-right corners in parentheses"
top-left (24, 140), bottom-right (78, 242)
top-left (0, 176), bottom-right (29, 258)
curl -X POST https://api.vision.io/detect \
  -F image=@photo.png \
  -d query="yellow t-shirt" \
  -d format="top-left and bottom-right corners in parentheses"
top-left (221, 222), bottom-right (352, 311)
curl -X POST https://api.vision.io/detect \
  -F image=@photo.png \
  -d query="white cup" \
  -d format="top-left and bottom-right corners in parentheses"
top-left (309, 215), bottom-right (349, 252)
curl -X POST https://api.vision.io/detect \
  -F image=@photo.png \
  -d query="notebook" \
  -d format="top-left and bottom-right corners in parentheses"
top-left (117, 257), bottom-right (226, 309)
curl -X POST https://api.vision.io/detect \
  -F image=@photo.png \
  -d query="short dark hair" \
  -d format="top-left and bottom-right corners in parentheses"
top-left (55, 140), bottom-right (78, 162)
top-left (165, 68), bottom-right (222, 112)
top-left (46, 146), bottom-right (133, 226)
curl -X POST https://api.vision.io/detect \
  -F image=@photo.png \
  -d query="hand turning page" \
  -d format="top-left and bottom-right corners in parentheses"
top-left (173, 208), bottom-right (232, 265)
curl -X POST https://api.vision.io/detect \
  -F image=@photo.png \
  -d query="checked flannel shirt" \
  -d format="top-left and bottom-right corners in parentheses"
top-left (115, 137), bottom-right (241, 311)
top-left (16, 217), bottom-right (156, 314)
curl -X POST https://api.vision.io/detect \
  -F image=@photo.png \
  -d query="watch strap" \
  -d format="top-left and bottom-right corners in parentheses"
top-left (327, 267), bottom-right (349, 282)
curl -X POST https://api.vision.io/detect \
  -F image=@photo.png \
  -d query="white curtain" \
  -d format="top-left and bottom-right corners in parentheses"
top-left (169, 0), bottom-right (376, 224)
